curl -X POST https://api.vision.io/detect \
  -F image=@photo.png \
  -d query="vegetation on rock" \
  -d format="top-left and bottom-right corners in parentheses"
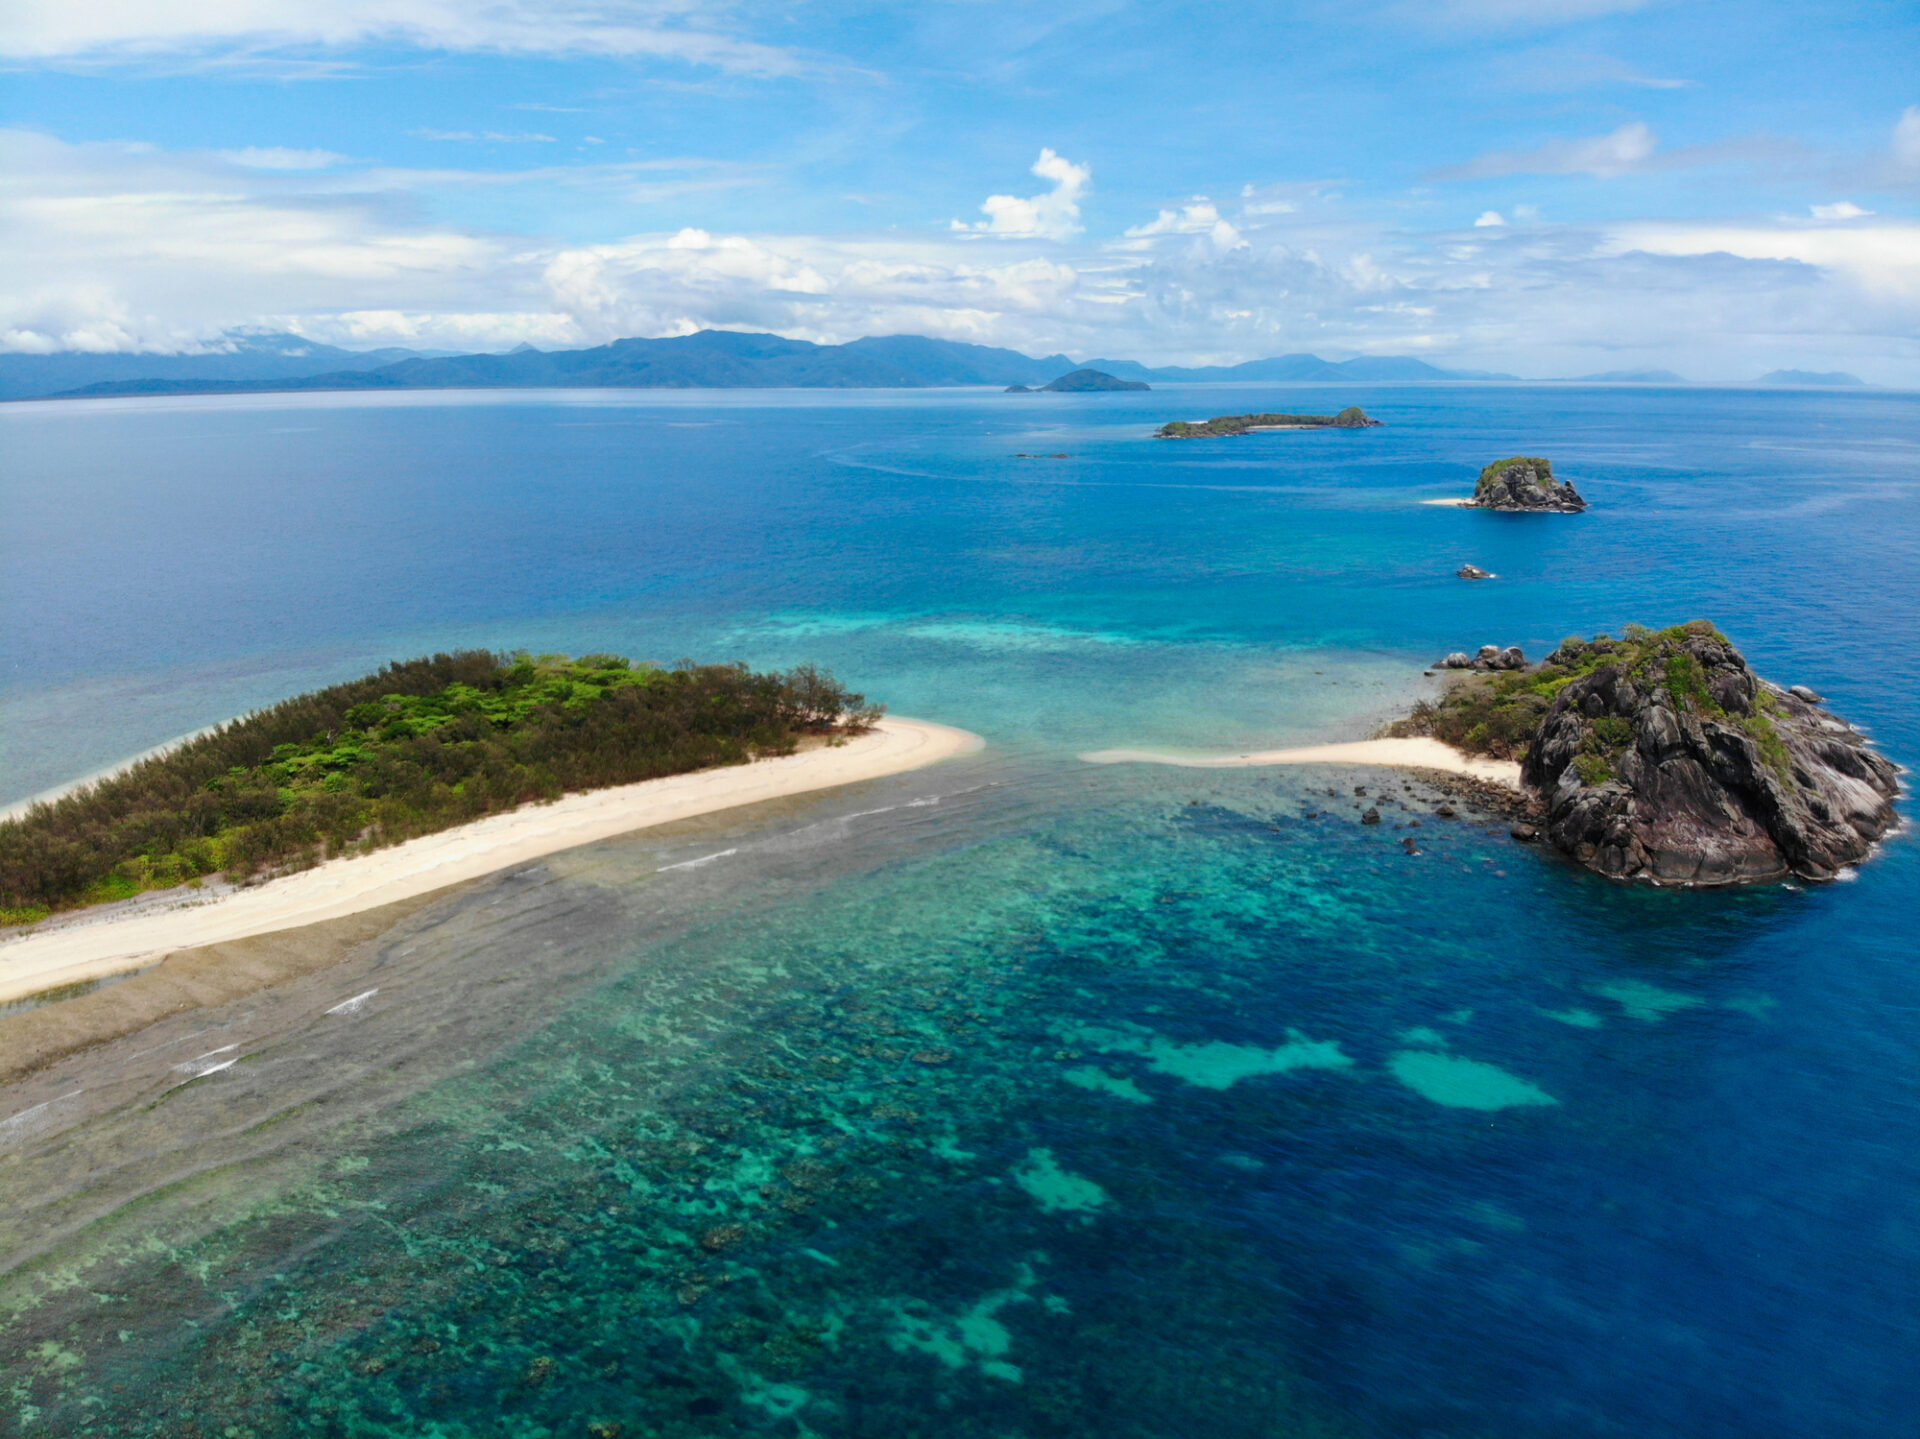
top-left (0, 653), bottom-right (881, 917)
top-left (1468, 456), bottom-right (1585, 512)
top-left (1389, 621), bottom-right (1901, 884)
top-left (1156, 406), bottom-right (1379, 438)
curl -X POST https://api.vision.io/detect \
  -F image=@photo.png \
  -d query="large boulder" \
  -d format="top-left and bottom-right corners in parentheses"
top-left (1519, 623), bottom-right (1900, 884)
top-left (1469, 457), bottom-right (1586, 513)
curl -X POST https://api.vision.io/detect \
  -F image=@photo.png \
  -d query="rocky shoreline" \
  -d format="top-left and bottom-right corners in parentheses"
top-left (1388, 622), bottom-right (1901, 886)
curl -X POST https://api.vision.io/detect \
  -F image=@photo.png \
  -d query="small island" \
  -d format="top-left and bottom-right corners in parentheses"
top-left (1467, 456), bottom-right (1586, 512)
top-left (1385, 622), bottom-right (1901, 885)
top-left (1156, 407), bottom-right (1380, 439)
top-left (0, 652), bottom-right (883, 924)
top-left (1028, 368), bottom-right (1150, 393)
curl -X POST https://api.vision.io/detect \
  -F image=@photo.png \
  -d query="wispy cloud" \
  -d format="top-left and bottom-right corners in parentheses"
top-left (1896, 106), bottom-right (1920, 168)
top-left (1486, 47), bottom-right (1688, 91)
top-left (1432, 121), bottom-right (1658, 180)
top-left (1389, 0), bottom-right (1654, 31)
top-left (0, 1), bottom-right (813, 77)
top-left (220, 146), bottom-right (347, 169)
top-left (411, 129), bottom-right (558, 143)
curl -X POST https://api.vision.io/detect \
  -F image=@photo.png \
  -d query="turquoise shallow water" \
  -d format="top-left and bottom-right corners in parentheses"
top-left (1, 384), bottom-right (1917, 1436)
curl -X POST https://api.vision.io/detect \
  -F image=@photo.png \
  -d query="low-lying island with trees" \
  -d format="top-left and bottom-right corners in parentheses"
top-left (1156, 407), bottom-right (1380, 438)
top-left (0, 651), bottom-right (889, 925)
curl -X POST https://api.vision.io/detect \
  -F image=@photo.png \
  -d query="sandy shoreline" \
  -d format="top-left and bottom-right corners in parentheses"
top-left (0, 717), bottom-right (981, 1007)
top-left (1421, 497), bottom-right (1476, 507)
top-left (1080, 736), bottom-right (1523, 786)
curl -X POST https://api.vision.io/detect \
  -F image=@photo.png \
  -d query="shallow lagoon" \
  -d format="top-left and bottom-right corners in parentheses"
top-left (2, 384), bottom-right (1917, 1436)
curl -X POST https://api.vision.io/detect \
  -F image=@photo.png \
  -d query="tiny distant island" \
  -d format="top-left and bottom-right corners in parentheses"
top-left (1156, 407), bottom-right (1381, 439)
top-left (1007, 368), bottom-right (1151, 394)
top-left (0, 653), bottom-right (882, 925)
top-left (1465, 456), bottom-right (1586, 512)
top-left (1386, 622), bottom-right (1901, 885)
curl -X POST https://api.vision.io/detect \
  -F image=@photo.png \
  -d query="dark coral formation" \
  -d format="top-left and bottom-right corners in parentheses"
top-left (1469, 456), bottom-right (1585, 512)
top-left (1519, 623), bottom-right (1901, 884)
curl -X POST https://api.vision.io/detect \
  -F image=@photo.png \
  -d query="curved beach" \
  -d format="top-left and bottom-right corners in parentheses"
top-left (0, 716), bottom-right (981, 1007)
top-left (1081, 735), bottom-right (1521, 785)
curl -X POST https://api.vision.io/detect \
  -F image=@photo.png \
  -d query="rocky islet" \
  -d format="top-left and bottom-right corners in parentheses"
top-left (1467, 456), bottom-right (1586, 512)
top-left (1399, 623), bottom-right (1901, 886)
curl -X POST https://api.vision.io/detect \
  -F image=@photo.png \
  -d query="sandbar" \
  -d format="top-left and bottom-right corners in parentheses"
top-left (0, 717), bottom-right (981, 1007)
top-left (1421, 497), bottom-right (1476, 507)
top-left (1080, 736), bottom-right (1521, 786)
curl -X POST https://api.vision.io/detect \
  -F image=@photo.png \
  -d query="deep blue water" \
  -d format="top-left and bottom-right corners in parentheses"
top-left (1, 383), bottom-right (1917, 1437)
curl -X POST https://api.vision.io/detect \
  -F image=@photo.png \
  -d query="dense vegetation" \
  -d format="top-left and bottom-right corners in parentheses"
top-left (1382, 621), bottom-right (1784, 772)
top-left (0, 653), bottom-right (882, 922)
top-left (1475, 455), bottom-right (1553, 492)
top-left (1156, 407), bottom-right (1377, 438)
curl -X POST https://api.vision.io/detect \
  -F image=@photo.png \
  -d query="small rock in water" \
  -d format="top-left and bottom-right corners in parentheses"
top-left (1456, 563), bottom-right (1493, 580)
top-left (1354, 786), bottom-right (1368, 796)
top-left (1361, 807), bottom-right (1382, 825)
top-left (1435, 804), bottom-right (1456, 818)
top-left (1510, 823), bottom-right (1540, 842)
top-left (1402, 837), bottom-right (1420, 854)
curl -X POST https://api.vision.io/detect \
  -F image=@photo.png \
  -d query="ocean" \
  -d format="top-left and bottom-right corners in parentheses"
top-left (1, 383), bottom-right (1916, 1437)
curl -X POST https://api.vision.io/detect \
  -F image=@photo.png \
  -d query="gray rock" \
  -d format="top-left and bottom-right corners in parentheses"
top-left (1467, 457), bottom-right (1586, 513)
top-left (1790, 684), bottom-right (1824, 704)
top-left (1457, 563), bottom-right (1493, 580)
top-left (1438, 652), bottom-right (1473, 669)
top-left (1518, 624), bottom-right (1900, 885)
top-left (1510, 823), bottom-right (1540, 842)
top-left (1360, 807), bottom-right (1381, 825)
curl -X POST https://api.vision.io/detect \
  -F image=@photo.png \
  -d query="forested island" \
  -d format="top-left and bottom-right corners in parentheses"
top-left (0, 653), bottom-right (881, 922)
top-left (1385, 622), bottom-right (1900, 885)
top-left (1156, 407), bottom-right (1380, 438)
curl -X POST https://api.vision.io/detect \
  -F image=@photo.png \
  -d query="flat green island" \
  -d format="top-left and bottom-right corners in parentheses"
top-left (1156, 407), bottom-right (1381, 438)
top-left (0, 652), bottom-right (881, 924)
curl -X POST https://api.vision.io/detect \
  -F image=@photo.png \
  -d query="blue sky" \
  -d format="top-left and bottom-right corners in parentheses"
top-left (4, 0), bottom-right (1918, 379)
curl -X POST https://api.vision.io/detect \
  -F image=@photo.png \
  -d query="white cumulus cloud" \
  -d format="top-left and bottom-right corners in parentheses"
top-left (1121, 198), bottom-right (1242, 251)
top-left (1474, 210), bottom-right (1507, 227)
top-left (955, 149), bottom-right (1089, 241)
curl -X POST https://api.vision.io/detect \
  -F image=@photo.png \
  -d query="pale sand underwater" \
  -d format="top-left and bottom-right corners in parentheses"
top-left (0, 717), bottom-right (981, 1007)
top-left (1080, 736), bottom-right (1521, 786)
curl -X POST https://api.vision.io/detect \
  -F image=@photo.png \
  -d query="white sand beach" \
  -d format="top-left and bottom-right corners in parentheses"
top-left (0, 717), bottom-right (981, 1007)
top-left (1081, 736), bottom-right (1522, 786)
top-left (1421, 497), bottom-right (1476, 507)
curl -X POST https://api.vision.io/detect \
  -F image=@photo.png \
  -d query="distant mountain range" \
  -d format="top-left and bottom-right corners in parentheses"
top-left (1755, 369), bottom-right (1865, 387)
top-left (0, 330), bottom-right (1881, 400)
top-left (2, 329), bottom-right (1514, 401)
top-left (0, 332), bottom-right (458, 402)
top-left (1576, 369), bottom-right (1687, 384)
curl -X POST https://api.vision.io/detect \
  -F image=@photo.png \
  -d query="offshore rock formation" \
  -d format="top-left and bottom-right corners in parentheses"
top-left (1436, 645), bottom-right (1526, 672)
top-left (1468, 457), bottom-right (1586, 513)
top-left (1520, 624), bottom-right (1900, 884)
